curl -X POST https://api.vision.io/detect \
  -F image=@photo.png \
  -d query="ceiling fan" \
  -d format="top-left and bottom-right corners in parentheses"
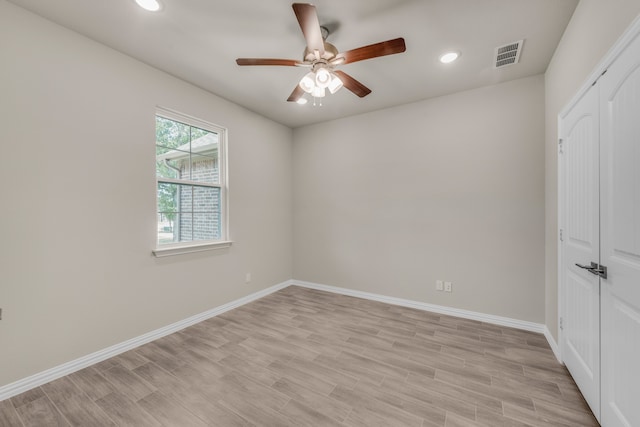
top-left (236, 3), bottom-right (406, 103)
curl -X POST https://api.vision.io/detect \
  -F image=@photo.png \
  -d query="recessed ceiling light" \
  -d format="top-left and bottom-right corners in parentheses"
top-left (135, 0), bottom-right (161, 12)
top-left (439, 51), bottom-right (460, 64)
top-left (296, 98), bottom-right (308, 105)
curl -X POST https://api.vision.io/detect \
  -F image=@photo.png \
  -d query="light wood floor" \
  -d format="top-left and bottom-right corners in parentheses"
top-left (1, 286), bottom-right (598, 426)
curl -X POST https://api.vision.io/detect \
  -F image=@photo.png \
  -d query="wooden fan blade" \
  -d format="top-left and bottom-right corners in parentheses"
top-left (236, 58), bottom-right (301, 66)
top-left (335, 37), bottom-right (406, 65)
top-left (292, 3), bottom-right (325, 56)
top-left (287, 85), bottom-right (305, 102)
top-left (333, 70), bottom-right (371, 98)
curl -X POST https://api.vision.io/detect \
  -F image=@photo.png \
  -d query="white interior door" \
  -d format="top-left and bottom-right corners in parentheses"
top-left (559, 87), bottom-right (600, 419)
top-left (599, 31), bottom-right (640, 427)
top-left (559, 84), bottom-right (601, 421)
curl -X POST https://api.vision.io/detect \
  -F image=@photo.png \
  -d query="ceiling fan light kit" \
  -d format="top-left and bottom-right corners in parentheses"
top-left (328, 74), bottom-right (343, 94)
top-left (298, 64), bottom-right (343, 100)
top-left (235, 3), bottom-right (406, 105)
top-left (311, 86), bottom-right (325, 98)
top-left (315, 68), bottom-right (331, 88)
top-left (299, 72), bottom-right (316, 93)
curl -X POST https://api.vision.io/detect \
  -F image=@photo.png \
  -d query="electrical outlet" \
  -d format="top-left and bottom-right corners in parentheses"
top-left (436, 280), bottom-right (444, 291)
top-left (245, 273), bottom-right (251, 283)
top-left (444, 281), bottom-right (452, 292)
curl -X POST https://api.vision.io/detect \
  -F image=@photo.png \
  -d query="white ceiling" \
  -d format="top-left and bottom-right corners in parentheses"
top-left (8, 0), bottom-right (578, 128)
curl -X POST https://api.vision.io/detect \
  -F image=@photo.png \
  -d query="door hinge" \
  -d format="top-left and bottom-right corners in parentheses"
top-left (559, 228), bottom-right (564, 242)
top-left (558, 138), bottom-right (564, 154)
top-left (560, 317), bottom-right (563, 331)
top-left (592, 69), bottom-right (608, 86)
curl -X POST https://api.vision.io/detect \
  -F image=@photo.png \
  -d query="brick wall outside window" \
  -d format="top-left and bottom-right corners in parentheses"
top-left (177, 156), bottom-right (221, 241)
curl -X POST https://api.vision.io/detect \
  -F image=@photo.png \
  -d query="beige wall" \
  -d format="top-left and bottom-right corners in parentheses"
top-left (0, 1), bottom-right (293, 387)
top-left (544, 0), bottom-right (640, 341)
top-left (293, 76), bottom-right (545, 323)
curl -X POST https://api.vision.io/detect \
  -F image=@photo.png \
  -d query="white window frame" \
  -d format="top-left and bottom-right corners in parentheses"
top-left (152, 107), bottom-right (231, 257)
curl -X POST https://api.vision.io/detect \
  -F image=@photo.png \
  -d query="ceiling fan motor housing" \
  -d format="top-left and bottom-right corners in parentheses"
top-left (304, 42), bottom-right (339, 62)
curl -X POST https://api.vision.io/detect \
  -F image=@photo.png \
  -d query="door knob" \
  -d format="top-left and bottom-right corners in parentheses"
top-left (575, 262), bottom-right (608, 279)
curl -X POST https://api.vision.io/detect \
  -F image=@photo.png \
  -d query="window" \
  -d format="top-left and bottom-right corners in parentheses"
top-left (153, 108), bottom-right (229, 256)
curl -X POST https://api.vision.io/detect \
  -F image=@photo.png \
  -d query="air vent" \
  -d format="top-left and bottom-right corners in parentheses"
top-left (494, 40), bottom-right (524, 68)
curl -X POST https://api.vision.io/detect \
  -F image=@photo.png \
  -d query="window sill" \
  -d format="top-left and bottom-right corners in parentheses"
top-left (152, 241), bottom-right (232, 258)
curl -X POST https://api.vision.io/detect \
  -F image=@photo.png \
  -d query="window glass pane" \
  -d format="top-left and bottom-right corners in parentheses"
top-left (156, 159), bottom-right (181, 180)
top-left (193, 186), bottom-right (221, 240)
top-left (157, 217), bottom-right (176, 245)
top-left (190, 153), bottom-right (219, 184)
top-left (190, 126), bottom-right (211, 141)
top-left (157, 184), bottom-right (219, 243)
top-left (157, 182), bottom-right (178, 245)
top-left (193, 213), bottom-right (220, 241)
top-left (178, 212), bottom-right (193, 243)
top-left (156, 116), bottom-right (190, 154)
top-left (157, 182), bottom-right (178, 214)
top-left (157, 183), bottom-right (195, 244)
top-left (178, 184), bottom-right (193, 213)
top-left (156, 146), bottom-right (190, 179)
top-left (193, 186), bottom-right (220, 212)
top-left (189, 130), bottom-right (218, 182)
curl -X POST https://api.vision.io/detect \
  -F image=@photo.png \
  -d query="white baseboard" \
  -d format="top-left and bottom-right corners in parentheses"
top-left (544, 326), bottom-right (562, 363)
top-left (293, 280), bottom-right (548, 334)
top-left (0, 280), bottom-right (293, 402)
